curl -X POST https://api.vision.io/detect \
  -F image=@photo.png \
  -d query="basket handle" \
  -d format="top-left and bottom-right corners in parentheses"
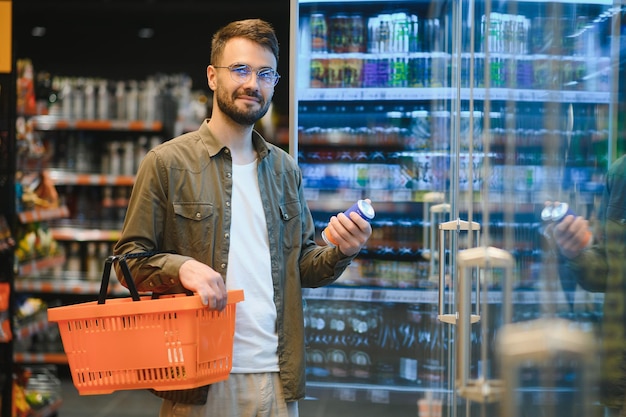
top-left (98, 251), bottom-right (174, 304)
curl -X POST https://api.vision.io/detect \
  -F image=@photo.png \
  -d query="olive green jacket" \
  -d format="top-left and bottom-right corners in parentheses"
top-left (114, 120), bottom-right (356, 403)
top-left (560, 155), bottom-right (626, 409)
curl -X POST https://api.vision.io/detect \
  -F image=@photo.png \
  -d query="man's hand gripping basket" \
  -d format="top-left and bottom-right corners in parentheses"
top-left (47, 253), bottom-right (244, 395)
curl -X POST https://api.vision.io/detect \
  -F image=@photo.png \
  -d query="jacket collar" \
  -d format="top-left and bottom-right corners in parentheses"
top-left (199, 119), bottom-right (270, 160)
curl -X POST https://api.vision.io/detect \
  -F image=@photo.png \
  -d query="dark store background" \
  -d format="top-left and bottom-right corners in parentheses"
top-left (12, 0), bottom-right (292, 115)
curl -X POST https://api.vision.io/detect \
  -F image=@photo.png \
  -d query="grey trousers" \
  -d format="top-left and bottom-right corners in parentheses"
top-left (159, 373), bottom-right (299, 417)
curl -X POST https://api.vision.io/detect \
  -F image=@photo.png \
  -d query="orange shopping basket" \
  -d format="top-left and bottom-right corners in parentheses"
top-left (47, 253), bottom-right (244, 395)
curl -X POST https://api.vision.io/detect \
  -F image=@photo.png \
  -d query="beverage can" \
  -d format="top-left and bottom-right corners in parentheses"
top-left (347, 14), bottom-right (365, 53)
top-left (344, 58), bottom-right (363, 88)
top-left (310, 58), bottom-right (328, 88)
top-left (310, 13), bottom-right (328, 52)
top-left (330, 14), bottom-right (349, 53)
top-left (541, 202), bottom-right (575, 223)
top-left (408, 57), bottom-right (423, 87)
top-left (550, 202), bottom-right (575, 223)
top-left (540, 205), bottom-right (554, 222)
top-left (541, 203), bottom-right (576, 223)
top-left (327, 58), bottom-right (344, 88)
top-left (408, 14), bottom-right (420, 52)
top-left (362, 59), bottom-right (378, 88)
top-left (377, 57), bottom-right (391, 88)
top-left (391, 12), bottom-right (410, 53)
top-left (542, 202), bottom-right (592, 247)
top-left (322, 200), bottom-right (375, 247)
top-left (391, 57), bottom-right (408, 87)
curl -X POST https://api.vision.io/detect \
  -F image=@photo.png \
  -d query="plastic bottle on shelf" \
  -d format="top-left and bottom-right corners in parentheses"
top-left (97, 79), bottom-right (110, 120)
top-left (114, 81), bottom-right (126, 121)
top-left (367, 16), bottom-right (379, 54)
top-left (378, 15), bottom-right (392, 53)
top-left (375, 303), bottom-right (400, 385)
top-left (143, 77), bottom-right (158, 123)
top-left (126, 80), bottom-right (139, 121)
top-left (408, 14), bottom-right (420, 53)
top-left (398, 304), bottom-right (424, 385)
top-left (60, 78), bottom-right (72, 120)
top-left (122, 141), bottom-right (135, 176)
top-left (108, 141), bottom-right (121, 175)
top-left (75, 137), bottom-right (89, 173)
top-left (135, 135), bottom-right (149, 171)
top-left (421, 304), bottom-right (448, 387)
top-left (71, 78), bottom-right (85, 120)
top-left (46, 76), bottom-right (62, 116)
top-left (84, 78), bottom-right (96, 120)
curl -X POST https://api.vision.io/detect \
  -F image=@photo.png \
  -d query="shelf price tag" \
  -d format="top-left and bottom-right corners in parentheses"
top-left (337, 388), bottom-right (357, 402)
top-left (369, 389), bottom-right (390, 404)
top-left (0, 1), bottom-right (11, 73)
top-left (392, 189), bottom-right (412, 202)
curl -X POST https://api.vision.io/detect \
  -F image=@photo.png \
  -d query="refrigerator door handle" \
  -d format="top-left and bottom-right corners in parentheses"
top-left (456, 246), bottom-right (514, 404)
top-left (437, 219), bottom-right (481, 323)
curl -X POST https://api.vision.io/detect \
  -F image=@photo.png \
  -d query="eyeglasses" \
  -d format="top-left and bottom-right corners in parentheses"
top-left (213, 64), bottom-right (281, 87)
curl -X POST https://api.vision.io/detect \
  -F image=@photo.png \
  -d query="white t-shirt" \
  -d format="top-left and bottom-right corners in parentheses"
top-left (226, 159), bottom-right (279, 373)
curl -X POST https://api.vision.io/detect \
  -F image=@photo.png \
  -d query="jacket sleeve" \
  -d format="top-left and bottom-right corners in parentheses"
top-left (113, 149), bottom-right (193, 294)
top-left (560, 246), bottom-right (608, 293)
top-left (294, 168), bottom-right (358, 288)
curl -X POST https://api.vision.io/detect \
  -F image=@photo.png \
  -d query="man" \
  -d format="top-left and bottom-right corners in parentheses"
top-left (550, 154), bottom-right (626, 416)
top-left (113, 18), bottom-right (372, 417)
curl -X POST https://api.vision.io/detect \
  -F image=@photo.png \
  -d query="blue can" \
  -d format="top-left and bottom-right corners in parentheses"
top-left (550, 202), bottom-right (575, 222)
top-left (541, 202), bottom-right (575, 223)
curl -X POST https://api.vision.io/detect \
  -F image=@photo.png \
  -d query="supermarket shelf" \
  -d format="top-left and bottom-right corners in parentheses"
top-left (14, 352), bottom-right (68, 365)
top-left (305, 381), bottom-right (444, 405)
top-left (18, 254), bottom-right (66, 276)
top-left (18, 206), bottom-right (70, 224)
top-left (48, 170), bottom-right (135, 186)
top-left (14, 278), bottom-right (126, 295)
top-left (51, 227), bottom-right (121, 242)
top-left (302, 287), bottom-right (604, 304)
top-left (15, 312), bottom-right (50, 341)
top-left (298, 87), bottom-right (610, 103)
top-left (31, 115), bottom-right (163, 132)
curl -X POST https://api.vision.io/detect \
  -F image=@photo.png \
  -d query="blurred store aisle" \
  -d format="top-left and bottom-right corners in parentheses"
top-left (58, 377), bottom-right (417, 417)
top-left (58, 379), bottom-right (161, 417)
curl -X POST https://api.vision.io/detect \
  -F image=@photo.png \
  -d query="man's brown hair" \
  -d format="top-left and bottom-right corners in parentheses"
top-left (211, 19), bottom-right (280, 66)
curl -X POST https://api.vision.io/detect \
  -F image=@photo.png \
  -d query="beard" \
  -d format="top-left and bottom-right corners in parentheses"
top-left (215, 86), bottom-right (272, 126)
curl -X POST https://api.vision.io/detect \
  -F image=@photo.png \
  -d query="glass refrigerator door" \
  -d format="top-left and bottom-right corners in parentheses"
top-left (289, 0), bottom-right (621, 416)
top-left (290, 0), bottom-right (455, 411)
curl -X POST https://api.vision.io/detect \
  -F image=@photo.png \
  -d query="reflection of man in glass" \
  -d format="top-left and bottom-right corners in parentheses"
top-left (550, 155), bottom-right (626, 416)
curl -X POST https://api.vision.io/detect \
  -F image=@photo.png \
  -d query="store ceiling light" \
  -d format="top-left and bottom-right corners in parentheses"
top-left (138, 28), bottom-right (155, 39)
top-left (31, 26), bottom-right (46, 37)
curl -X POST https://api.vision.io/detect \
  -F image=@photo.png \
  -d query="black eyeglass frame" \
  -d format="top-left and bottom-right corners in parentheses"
top-left (212, 63), bottom-right (281, 87)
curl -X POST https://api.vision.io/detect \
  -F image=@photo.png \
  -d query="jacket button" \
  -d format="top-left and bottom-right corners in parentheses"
top-left (196, 212), bottom-right (201, 218)
top-left (220, 263), bottom-right (226, 269)
top-left (283, 213), bottom-right (289, 220)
